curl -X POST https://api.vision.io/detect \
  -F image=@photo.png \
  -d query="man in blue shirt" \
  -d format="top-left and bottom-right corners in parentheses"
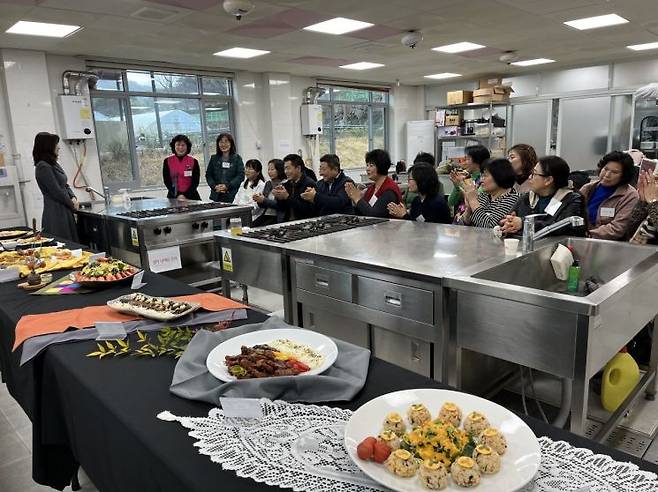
top-left (301, 154), bottom-right (355, 216)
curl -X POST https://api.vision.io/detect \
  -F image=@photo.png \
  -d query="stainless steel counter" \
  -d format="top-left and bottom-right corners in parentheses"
top-left (215, 217), bottom-right (658, 438)
top-left (216, 219), bottom-right (517, 282)
top-left (76, 198), bottom-right (253, 288)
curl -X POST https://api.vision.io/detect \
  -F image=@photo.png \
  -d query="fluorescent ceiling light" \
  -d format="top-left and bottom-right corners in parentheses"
top-left (303, 17), bottom-right (373, 35)
top-left (339, 62), bottom-right (384, 70)
top-left (511, 58), bottom-right (555, 66)
top-left (432, 42), bottom-right (485, 53)
top-left (269, 79), bottom-right (289, 86)
top-left (424, 73), bottom-right (462, 80)
top-left (213, 47), bottom-right (269, 58)
top-left (6, 20), bottom-right (81, 38)
top-left (564, 13), bottom-right (628, 30)
top-left (628, 42), bottom-right (658, 51)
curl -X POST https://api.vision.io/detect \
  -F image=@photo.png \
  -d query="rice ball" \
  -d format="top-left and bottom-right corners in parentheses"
top-left (478, 428), bottom-right (507, 455)
top-left (419, 459), bottom-right (449, 490)
top-left (472, 445), bottom-right (501, 474)
top-left (384, 449), bottom-right (419, 478)
top-left (437, 402), bottom-right (462, 427)
top-left (463, 411), bottom-right (490, 437)
top-left (382, 412), bottom-right (406, 436)
top-left (450, 456), bottom-right (481, 488)
top-left (408, 403), bottom-right (432, 428)
top-left (378, 430), bottom-right (401, 451)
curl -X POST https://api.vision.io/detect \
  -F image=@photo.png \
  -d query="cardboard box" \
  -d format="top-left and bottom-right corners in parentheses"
top-left (473, 85), bottom-right (513, 103)
top-left (447, 90), bottom-right (473, 105)
top-left (445, 114), bottom-right (461, 126)
top-left (479, 76), bottom-right (503, 89)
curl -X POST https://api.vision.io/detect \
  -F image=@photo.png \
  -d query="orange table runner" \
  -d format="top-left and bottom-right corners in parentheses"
top-left (14, 293), bottom-right (246, 350)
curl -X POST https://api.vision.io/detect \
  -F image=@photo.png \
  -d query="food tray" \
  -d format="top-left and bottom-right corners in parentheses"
top-left (107, 293), bottom-right (200, 321)
top-left (75, 269), bottom-right (140, 288)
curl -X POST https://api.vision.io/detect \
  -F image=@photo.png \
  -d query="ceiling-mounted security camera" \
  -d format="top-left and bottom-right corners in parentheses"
top-left (401, 31), bottom-right (423, 49)
top-left (499, 51), bottom-right (520, 65)
top-left (223, 0), bottom-right (255, 21)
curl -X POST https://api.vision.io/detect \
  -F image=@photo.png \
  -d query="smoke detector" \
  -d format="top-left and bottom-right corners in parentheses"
top-left (499, 51), bottom-right (520, 65)
top-left (223, 0), bottom-right (255, 21)
top-left (401, 31), bottom-right (423, 49)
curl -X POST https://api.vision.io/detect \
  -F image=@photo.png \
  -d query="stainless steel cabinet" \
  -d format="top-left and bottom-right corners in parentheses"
top-left (371, 325), bottom-right (432, 377)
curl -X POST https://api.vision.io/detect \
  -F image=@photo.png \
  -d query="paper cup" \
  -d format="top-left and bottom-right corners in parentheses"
top-left (504, 238), bottom-right (520, 256)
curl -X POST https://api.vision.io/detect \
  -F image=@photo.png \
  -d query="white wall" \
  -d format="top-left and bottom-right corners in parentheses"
top-left (389, 84), bottom-right (425, 163)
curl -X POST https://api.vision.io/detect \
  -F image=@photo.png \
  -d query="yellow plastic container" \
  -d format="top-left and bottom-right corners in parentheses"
top-left (601, 349), bottom-right (640, 413)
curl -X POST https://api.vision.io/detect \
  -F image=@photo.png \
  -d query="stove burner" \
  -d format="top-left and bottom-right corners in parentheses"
top-left (118, 202), bottom-right (235, 219)
top-left (241, 215), bottom-right (387, 243)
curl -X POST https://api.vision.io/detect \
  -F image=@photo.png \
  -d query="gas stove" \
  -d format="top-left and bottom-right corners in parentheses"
top-left (242, 215), bottom-right (388, 243)
top-left (118, 202), bottom-right (235, 219)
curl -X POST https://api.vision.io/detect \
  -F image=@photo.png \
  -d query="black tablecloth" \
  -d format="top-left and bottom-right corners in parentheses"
top-left (1, 232), bottom-right (657, 491)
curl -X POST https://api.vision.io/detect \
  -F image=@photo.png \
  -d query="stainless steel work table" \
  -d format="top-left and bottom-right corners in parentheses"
top-left (216, 218), bottom-right (658, 439)
top-left (216, 220), bottom-right (527, 386)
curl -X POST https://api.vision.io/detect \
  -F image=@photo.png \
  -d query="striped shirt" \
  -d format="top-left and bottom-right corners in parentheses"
top-left (470, 189), bottom-right (519, 228)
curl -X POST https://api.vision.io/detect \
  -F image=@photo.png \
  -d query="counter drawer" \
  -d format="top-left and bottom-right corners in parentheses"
top-left (356, 277), bottom-right (433, 325)
top-left (372, 326), bottom-right (431, 377)
top-left (296, 263), bottom-right (352, 302)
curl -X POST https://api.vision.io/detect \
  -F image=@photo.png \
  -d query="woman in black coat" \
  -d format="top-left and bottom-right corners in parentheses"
top-left (33, 132), bottom-right (79, 242)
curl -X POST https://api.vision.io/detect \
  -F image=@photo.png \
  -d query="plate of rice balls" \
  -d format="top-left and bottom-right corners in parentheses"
top-left (344, 388), bottom-right (540, 491)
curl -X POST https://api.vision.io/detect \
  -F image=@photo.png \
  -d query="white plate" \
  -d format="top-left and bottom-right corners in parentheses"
top-left (206, 328), bottom-right (338, 382)
top-left (344, 388), bottom-right (540, 492)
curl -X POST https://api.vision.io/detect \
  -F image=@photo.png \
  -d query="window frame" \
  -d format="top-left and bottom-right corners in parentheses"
top-left (318, 85), bottom-right (389, 170)
top-left (90, 68), bottom-right (235, 191)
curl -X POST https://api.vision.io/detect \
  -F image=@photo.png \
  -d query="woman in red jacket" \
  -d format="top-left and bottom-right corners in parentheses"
top-left (345, 149), bottom-right (401, 217)
top-left (162, 134), bottom-right (201, 201)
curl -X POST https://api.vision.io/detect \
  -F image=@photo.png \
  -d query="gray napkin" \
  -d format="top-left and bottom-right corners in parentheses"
top-left (170, 317), bottom-right (371, 405)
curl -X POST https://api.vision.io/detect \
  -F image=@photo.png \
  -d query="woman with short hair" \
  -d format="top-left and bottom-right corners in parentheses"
top-left (580, 151), bottom-right (639, 240)
top-left (162, 134), bottom-right (201, 200)
top-left (206, 133), bottom-right (244, 202)
top-left (233, 159), bottom-right (266, 221)
top-left (387, 164), bottom-right (451, 223)
top-left (345, 149), bottom-right (402, 218)
top-left (457, 158), bottom-right (518, 229)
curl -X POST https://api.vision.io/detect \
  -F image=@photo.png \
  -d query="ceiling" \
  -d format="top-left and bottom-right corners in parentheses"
top-left (0, 0), bottom-right (658, 85)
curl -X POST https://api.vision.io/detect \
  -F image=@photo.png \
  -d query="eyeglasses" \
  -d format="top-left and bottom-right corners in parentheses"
top-left (531, 171), bottom-right (549, 178)
top-left (601, 167), bottom-right (622, 176)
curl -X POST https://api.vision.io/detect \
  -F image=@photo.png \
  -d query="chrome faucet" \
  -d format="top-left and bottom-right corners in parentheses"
top-left (85, 186), bottom-right (111, 207)
top-left (522, 214), bottom-right (585, 253)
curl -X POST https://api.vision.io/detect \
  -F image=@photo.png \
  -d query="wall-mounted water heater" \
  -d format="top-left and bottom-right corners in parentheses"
top-left (301, 104), bottom-right (322, 135)
top-left (56, 95), bottom-right (95, 140)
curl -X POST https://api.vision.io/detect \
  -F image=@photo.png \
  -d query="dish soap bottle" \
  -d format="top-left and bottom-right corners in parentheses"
top-left (567, 259), bottom-right (581, 293)
top-left (601, 348), bottom-right (640, 412)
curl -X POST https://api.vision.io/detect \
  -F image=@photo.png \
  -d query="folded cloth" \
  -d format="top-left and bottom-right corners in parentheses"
top-left (170, 317), bottom-right (371, 405)
top-left (20, 308), bottom-right (247, 365)
top-left (13, 293), bottom-right (246, 350)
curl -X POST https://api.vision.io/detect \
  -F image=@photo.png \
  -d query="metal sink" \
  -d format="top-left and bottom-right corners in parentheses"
top-left (473, 238), bottom-right (656, 297)
top-left (445, 237), bottom-right (658, 435)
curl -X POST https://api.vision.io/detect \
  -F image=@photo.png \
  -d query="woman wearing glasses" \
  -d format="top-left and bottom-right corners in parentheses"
top-left (500, 156), bottom-right (587, 237)
top-left (580, 151), bottom-right (639, 240)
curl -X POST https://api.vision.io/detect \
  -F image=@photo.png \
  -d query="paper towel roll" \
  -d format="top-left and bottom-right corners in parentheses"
top-left (550, 244), bottom-right (573, 281)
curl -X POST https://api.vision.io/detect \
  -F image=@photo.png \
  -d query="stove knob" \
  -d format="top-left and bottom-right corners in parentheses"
top-left (192, 222), bottom-right (200, 230)
top-left (154, 228), bottom-right (162, 235)
top-left (201, 221), bottom-right (209, 229)
top-left (163, 226), bottom-right (172, 234)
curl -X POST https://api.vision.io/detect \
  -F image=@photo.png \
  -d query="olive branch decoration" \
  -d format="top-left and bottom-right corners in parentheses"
top-left (86, 327), bottom-right (196, 360)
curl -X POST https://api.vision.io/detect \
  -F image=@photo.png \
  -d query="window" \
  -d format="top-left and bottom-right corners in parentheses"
top-left (318, 85), bottom-right (388, 169)
top-left (91, 68), bottom-right (234, 190)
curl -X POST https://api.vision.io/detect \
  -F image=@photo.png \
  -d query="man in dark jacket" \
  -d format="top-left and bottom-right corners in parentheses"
top-left (274, 154), bottom-right (317, 221)
top-left (301, 154), bottom-right (354, 216)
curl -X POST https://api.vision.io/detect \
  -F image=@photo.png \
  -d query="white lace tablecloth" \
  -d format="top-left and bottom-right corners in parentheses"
top-left (158, 399), bottom-right (658, 492)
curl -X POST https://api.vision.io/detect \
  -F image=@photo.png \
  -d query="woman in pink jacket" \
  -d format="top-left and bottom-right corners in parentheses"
top-left (581, 151), bottom-right (639, 240)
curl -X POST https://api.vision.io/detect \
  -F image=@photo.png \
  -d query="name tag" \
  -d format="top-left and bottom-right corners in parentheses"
top-left (545, 198), bottom-right (562, 216)
top-left (416, 214), bottom-right (426, 222)
top-left (368, 195), bottom-right (378, 207)
top-left (183, 170), bottom-right (193, 177)
top-left (222, 161), bottom-right (231, 169)
top-left (600, 207), bottom-right (615, 218)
